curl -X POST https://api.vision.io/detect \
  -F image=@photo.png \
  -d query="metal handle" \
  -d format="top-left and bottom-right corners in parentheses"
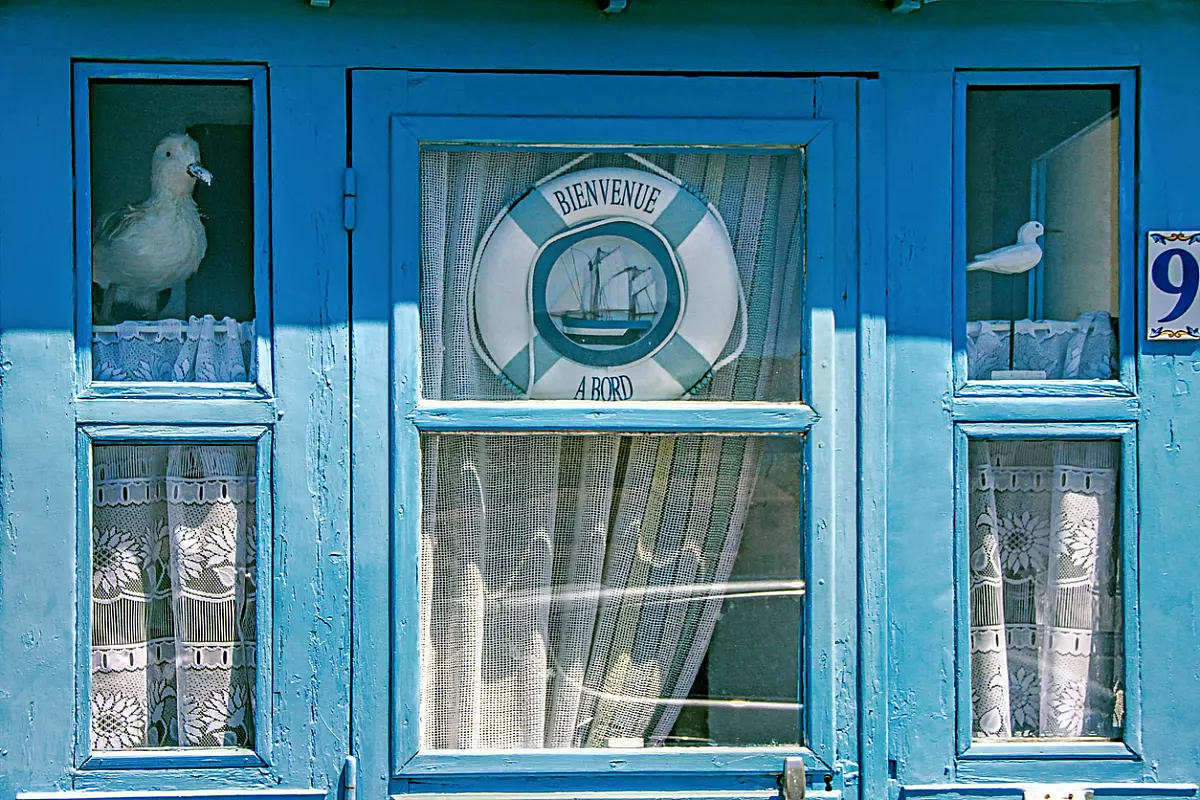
top-left (780, 757), bottom-right (805, 800)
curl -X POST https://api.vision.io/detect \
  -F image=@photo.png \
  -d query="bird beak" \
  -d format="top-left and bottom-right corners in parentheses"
top-left (187, 164), bottom-right (214, 186)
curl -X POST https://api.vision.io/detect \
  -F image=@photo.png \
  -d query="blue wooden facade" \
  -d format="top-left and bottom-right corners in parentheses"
top-left (1, 2), bottom-right (1198, 800)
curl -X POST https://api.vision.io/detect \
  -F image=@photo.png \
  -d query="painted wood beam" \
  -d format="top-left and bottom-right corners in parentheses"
top-left (895, 0), bottom-right (1143, 11)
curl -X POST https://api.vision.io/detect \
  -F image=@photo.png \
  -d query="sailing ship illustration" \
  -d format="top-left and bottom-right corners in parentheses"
top-left (550, 244), bottom-right (659, 346)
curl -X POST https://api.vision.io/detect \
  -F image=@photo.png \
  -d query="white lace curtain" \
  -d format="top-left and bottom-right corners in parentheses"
top-left (419, 149), bottom-right (803, 748)
top-left (966, 311), bottom-right (1116, 381)
top-left (968, 440), bottom-right (1122, 739)
top-left (93, 315), bottom-right (256, 382)
top-left (91, 444), bottom-right (256, 750)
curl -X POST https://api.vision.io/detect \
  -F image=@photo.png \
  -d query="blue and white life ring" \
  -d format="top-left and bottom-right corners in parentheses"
top-left (470, 165), bottom-right (743, 400)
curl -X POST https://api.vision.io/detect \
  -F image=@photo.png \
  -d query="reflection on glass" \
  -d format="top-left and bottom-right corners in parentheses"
top-left (89, 81), bottom-right (256, 382)
top-left (420, 434), bottom-right (804, 748)
top-left (420, 149), bottom-right (804, 402)
top-left (968, 439), bottom-right (1122, 740)
top-left (965, 87), bottom-right (1119, 381)
top-left (91, 444), bottom-right (257, 749)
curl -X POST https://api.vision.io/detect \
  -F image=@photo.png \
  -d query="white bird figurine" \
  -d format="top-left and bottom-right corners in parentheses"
top-left (92, 133), bottom-right (214, 323)
top-left (967, 220), bottom-right (1047, 275)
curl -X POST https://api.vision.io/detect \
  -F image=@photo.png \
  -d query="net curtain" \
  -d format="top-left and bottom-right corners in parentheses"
top-left (90, 444), bottom-right (257, 749)
top-left (419, 150), bottom-right (804, 748)
top-left (92, 315), bottom-right (256, 382)
top-left (968, 440), bottom-right (1123, 739)
top-left (966, 312), bottom-right (1117, 381)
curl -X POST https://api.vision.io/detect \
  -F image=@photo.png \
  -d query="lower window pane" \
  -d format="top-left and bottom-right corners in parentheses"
top-left (968, 439), bottom-right (1123, 740)
top-left (91, 443), bottom-right (257, 750)
top-left (421, 434), bottom-right (804, 749)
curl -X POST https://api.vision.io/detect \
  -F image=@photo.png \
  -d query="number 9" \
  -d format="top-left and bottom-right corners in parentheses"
top-left (1152, 248), bottom-right (1200, 323)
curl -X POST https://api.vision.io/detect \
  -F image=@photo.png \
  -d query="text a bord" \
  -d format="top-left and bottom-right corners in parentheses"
top-left (574, 375), bottom-right (635, 400)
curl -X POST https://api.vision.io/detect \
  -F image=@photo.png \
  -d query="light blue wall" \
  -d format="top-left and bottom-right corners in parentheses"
top-left (0, 2), bottom-right (1197, 800)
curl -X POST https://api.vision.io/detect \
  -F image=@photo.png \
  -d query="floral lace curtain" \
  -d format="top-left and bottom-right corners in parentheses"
top-left (419, 149), bottom-right (802, 748)
top-left (968, 440), bottom-right (1123, 739)
top-left (966, 311), bottom-right (1116, 381)
top-left (91, 444), bottom-right (256, 750)
top-left (93, 315), bottom-right (256, 382)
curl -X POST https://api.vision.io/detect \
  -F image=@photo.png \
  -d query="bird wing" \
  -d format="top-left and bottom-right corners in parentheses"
top-left (967, 243), bottom-right (1043, 272)
top-left (970, 242), bottom-right (1020, 261)
top-left (94, 203), bottom-right (148, 244)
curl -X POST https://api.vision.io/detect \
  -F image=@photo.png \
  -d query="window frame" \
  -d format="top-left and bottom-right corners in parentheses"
top-left (947, 67), bottom-right (1146, 782)
top-left (74, 424), bottom-right (274, 772)
top-left (348, 70), bottom-right (866, 785)
top-left (67, 60), bottom-right (291, 780)
top-left (951, 68), bottom-right (1138, 398)
top-left (72, 60), bottom-right (273, 400)
top-left (952, 422), bottom-right (1141, 774)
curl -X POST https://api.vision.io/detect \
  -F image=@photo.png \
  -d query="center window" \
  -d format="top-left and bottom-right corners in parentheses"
top-left (417, 146), bottom-right (809, 750)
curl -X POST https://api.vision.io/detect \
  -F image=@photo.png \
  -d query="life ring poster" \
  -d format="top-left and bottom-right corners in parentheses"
top-left (471, 167), bottom-right (741, 400)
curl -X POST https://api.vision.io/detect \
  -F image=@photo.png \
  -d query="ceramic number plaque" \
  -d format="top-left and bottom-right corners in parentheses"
top-left (1147, 231), bottom-right (1200, 341)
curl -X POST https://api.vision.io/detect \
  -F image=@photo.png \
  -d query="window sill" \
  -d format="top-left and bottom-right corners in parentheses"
top-left (78, 748), bottom-right (265, 771)
top-left (959, 740), bottom-right (1137, 761)
top-left (396, 747), bottom-right (828, 778)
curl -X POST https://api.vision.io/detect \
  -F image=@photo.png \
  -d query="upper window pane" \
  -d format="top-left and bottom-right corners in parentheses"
top-left (420, 149), bottom-right (804, 402)
top-left (88, 79), bottom-right (258, 383)
top-left (965, 86), bottom-right (1119, 381)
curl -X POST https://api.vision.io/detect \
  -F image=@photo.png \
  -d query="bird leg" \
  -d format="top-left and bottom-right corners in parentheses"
top-left (1009, 277), bottom-right (1016, 371)
top-left (155, 288), bottom-right (173, 317)
top-left (97, 284), bottom-right (117, 326)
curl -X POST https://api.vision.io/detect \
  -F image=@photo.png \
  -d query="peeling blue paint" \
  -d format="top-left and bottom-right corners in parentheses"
top-left (1, 1), bottom-right (1199, 799)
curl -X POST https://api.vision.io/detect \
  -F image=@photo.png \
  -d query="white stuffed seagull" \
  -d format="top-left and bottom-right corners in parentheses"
top-left (967, 220), bottom-right (1048, 275)
top-left (92, 133), bottom-right (213, 323)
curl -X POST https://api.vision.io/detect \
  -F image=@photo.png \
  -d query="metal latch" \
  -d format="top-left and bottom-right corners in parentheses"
top-left (780, 757), bottom-right (805, 800)
top-left (1023, 787), bottom-right (1093, 800)
top-left (343, 168), bottom-right (357, 231)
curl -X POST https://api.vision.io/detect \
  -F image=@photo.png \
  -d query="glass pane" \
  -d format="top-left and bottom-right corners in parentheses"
top-left (420, 434), bottom-right (804, 748)
top-left (91, 443), bottom-right (257, 749)
top-left (89, 80), bottom-right (258, 382)
top-left (420, 149), bottom-right (804, 402)
top-left (965, 87), bottom-right (1119, 381)
top-left (968, 439), bottom-right (1123, 740)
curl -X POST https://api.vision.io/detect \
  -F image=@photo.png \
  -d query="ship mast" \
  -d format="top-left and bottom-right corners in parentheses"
top-left (586, 246), bottom-right (614, 319)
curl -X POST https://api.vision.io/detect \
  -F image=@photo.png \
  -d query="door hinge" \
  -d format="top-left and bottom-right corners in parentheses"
top-left (342, 755), bottom-right (357, 800)
top-left (343, 167), bottom-right (357, 231)
top-left (780, 757), bottom-right (805, 800)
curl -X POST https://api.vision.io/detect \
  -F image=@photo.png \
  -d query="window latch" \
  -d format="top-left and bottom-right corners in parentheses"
top-left (780, 757), bottom-right (805, 800)
top-left (342, 754), bottom-right (357, 800)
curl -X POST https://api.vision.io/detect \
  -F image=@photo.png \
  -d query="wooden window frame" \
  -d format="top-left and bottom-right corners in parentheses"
top-left (72, 61), bottom-right (273, 400)
top-left (348, 70), bottom-right (878, 788)
top-left (74, 425), bottom-right (274, 772)
top-left (949, 67), bottom-right (1144, 781)
top-left (67, 61), bottom-right (283, 778)
top-left (951, 68), bottom-right (1138, 398)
